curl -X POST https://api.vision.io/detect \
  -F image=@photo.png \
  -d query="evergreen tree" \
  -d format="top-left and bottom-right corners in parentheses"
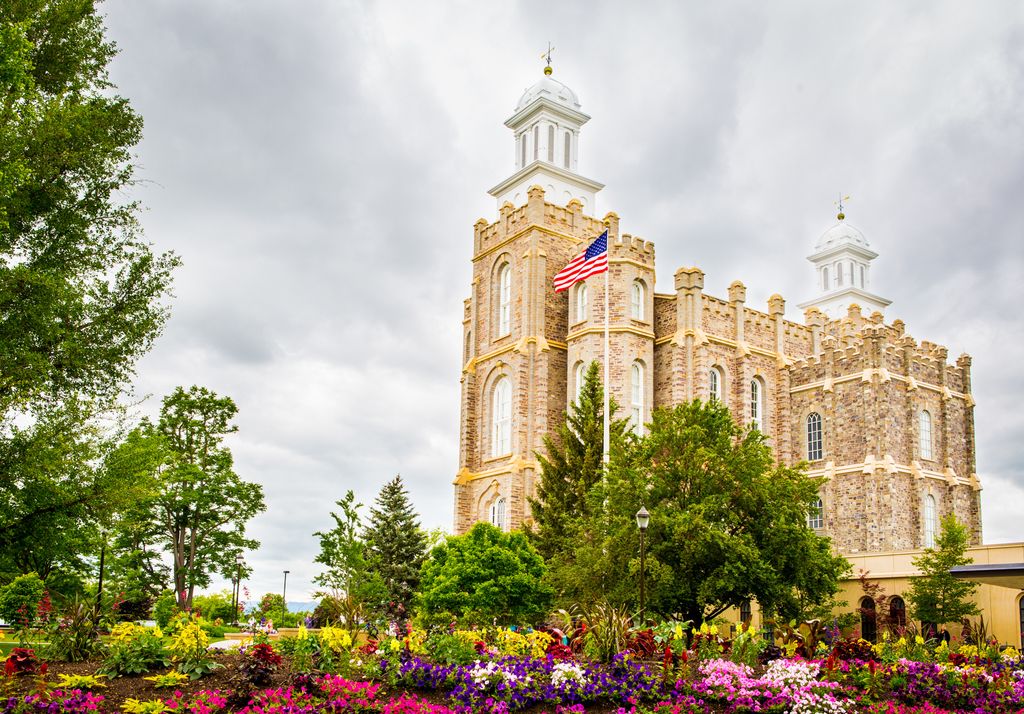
top-left (528, 361), bottom-right (626, 561)
top-left (906, 514), bottom-right (979, 627)
top-left (364, 475), bottom-right (427, 625)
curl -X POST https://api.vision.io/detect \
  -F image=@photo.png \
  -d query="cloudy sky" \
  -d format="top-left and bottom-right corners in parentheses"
top-left (101, 1), bottom-right (1024, 602)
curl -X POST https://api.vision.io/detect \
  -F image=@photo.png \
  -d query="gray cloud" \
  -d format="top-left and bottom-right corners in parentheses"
top-left (104, 0), bottom-right (1024, 600)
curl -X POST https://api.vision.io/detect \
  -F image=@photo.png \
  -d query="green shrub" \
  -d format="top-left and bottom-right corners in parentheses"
top-left (425, 632), bottom-right (479, 665)
top-left (0, 573), bottom-right (45, 627)
top-left (152, 591), bottom-right (177, 629)
top-left (191, 590), bottom-right (235, 622)
top-left (99, 626), bottom-right (169, 677)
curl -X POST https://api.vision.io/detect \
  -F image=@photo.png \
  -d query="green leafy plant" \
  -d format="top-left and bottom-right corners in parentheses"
top-left (144, 671), bottom-right (190, 688)
top-left (425, 632), bottom-right (480, 666)
top-left (167, 618), bottom-right (222, 680)
top-left (121, 698), bottom-right (170, 713)
top-left (55, 674), bottom-right (107, 691)
top-left (557, 602), bottom-right (635, 664)
top-left (44, 598), bottom-right (105, 662)
top-left (99, 627), bottom-right (169, 677)
top-left (239, 643), bottom-right (283, 685)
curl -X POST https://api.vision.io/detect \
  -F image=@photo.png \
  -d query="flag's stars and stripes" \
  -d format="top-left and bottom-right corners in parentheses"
top-left (553, 231), bottom-right (609, 292)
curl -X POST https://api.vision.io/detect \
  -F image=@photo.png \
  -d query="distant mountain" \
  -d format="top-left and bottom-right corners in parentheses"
top-left (287, 601), bottom-right (316, 613)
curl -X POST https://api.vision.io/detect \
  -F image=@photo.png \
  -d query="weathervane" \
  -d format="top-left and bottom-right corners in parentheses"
top-left (835, 193), bottom-right (850, 221)
top-left (540, 42), bottom-right (555, 75)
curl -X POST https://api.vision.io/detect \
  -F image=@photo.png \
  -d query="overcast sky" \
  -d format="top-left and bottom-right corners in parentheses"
top-left (101, 1), bottom-right (1024, 603)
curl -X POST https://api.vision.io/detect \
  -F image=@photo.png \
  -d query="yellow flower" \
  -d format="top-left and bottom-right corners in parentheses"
top-left (389, 638), bottom-right (401, 652)
top-left (1003, 646), bottom-right (1020, 661)
top-left (915, 635), bottom-right (925, 645)
top-left (673, 624), bottom-right (683, 640)
top-left (297, 623), bottom-right (308, 640)
top-left (709, 624), bottom-right (719, 636)
top-left (152, 626), bottom-right (164, 639)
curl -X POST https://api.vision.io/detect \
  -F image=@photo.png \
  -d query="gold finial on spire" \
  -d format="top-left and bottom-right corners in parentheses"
top-left (540, 42), bottom-right (555, 75)
top-left (835, 193), bottom-right (850, 221)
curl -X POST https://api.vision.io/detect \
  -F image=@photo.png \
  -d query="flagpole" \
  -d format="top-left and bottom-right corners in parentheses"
top-left (603, 252), bottom-right (610, 467)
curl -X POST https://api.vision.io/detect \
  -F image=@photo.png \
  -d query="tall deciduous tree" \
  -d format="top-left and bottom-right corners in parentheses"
top-left (906, 514), bottom-right (979, 627)
top-left (313, 491), bottom-right (385, 613)
top-left (528, 361), bottom-right (626, 561)
top-left (0, 0), bottom-right (177, 578)
top-left (364, 476), bottom-right (427, 625)
top-left (417, 522), bottom-right (553, 627)
top-left (564, 399), bottom-right (849, 624)
top-left (140, 387), bottom-right (265, 608)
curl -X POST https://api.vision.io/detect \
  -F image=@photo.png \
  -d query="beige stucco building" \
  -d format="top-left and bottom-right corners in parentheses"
top-left (453, 66), bottom-right (1022, 645)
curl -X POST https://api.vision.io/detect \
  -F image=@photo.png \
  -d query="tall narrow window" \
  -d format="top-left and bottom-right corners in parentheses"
top-left (739, 600), bottom-right (752, 625)
top-left (498, 263), bottom-right (511, 336)
top-left (574, 362), bottom-right (586, 403)
top-left (547, 125), bottom-right (554, 162)
top-left (709, 368), bottom-right (721, 402)
top-left (923, 494), bottom-right (937, 548)
top-left (750, 379), bottom-right (762, 431)
top-left (490, 497), bottom-right (506, 530)
top-left (575, 283), bottom-right (588, 322)
top-left (631, 280), bottom-right (644, 319)
top-left (533, 125), bottom-right (539, 161)
top-left (563, 132), bottom-right (571, 168)
top-left (631, 362), bottom-right (644, 434)
top-left (807, 497), bottom-right (824, 529)
top-left (860, 597), bottom-right (877, 643)
top-left (836, 262), bottom-right (843, 286)
top-left (520, 134), bottom-right (526, 168)
top-left (822, 267), bottom-right (829, 291)
top-left (464, 331), bottom-right (472, 362)
top-left (492, 378), bottom-right (511, 456)
top-left (807, 412), bottom-right (823, 460)
top-left (920, 410), bottom-right (933, 460)
top-left (860, 265), bottom-right (865, 287)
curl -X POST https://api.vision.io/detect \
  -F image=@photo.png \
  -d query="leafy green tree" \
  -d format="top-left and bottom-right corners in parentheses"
top-left (906, 514), bottom-right (979, 626)
top-left (313, 491), bottom-right (385, 608)
top-left (364, 475), bottom-right (427, 625)
top-left (133, 387), bottom-right (265, 608)
top-left (566, 399), bottom-right (849, 624)
top-left (528, 361), bottom-right (627, 562)
top-left (417, 522), bottom-right (553, 627)
top-left (0, 0), bottom-right (176, 583)
top-left (0, 572), bottom-right (45, 626)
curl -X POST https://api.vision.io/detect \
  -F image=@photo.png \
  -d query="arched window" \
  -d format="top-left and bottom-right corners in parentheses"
top-left (631, 280), bottom-right (645, 319)
top-left (890, 596), bottom-right (907, 629)
top-left (575, 283), bottom-right (588, 322)
top-left (923, 494), bottom-right (937, 548)
top-left (822, 267), bottom-right (829, 291)
top-left (573, 362), bottom-right (586, 403)
top-left (532, 125), bottom-right (539, 161)
top-left (547, 125), bottom-right (555, 163)
top-left (520, 133), bottom-right (526, 168)
top-left (807, 497), bottom-right (824, 529)
top-left (497, 263), bottom-right (511, 336)
top-left (836, 262), bottom-right (843, 286)
top-left (860, 597), bottom-right (877, 643)
top-left (807, 412), bottom-right (823, 460)
top-left (490, 497), bottom-right (506, 530)
top-left (563, 132), bottom-right (571, 168)
top-left (492, 377), bottom-right (511, 456)
top-left (631, 362), bottom-right (644, 434)
top-left (920, 410), bottom-right (933, 460)
top-left (860, 265), bottom-right (866, 287)
top-left (739, 600), bottom-right (752, 625)
top-left (750, 379), bottom-right (763, 431)
top-left (709, 367), bottom-right (722, 402)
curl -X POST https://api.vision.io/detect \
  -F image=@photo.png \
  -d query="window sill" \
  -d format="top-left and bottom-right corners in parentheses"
top-left (482, 453), bottom-right (513, 465)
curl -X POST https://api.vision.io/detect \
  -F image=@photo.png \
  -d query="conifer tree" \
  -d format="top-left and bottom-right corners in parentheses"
top-left (364, 475), bottom-right (427, 625)
top-left (528, 361), bottom-right (626, 561)
top-left (906, 514), bottom-right (979, 627)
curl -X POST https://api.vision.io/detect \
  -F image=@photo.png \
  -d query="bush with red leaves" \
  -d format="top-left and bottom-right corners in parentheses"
top-left (3, 647), bottom-right (38, 676)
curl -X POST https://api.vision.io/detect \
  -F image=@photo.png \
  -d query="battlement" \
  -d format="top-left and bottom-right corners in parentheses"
top-left (611, 231), bottom-right (655, 266)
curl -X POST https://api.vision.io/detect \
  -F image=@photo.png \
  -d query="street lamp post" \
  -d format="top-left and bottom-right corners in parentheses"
top-left (635, 506), bottom-right (650, 621)
top-left (282, 570), bottom-right (290, 620)
top-left (232, 554), bottom-right (244, 626)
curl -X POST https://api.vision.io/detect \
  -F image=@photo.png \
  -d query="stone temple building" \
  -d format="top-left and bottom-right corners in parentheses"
top-left (453, 64), bottom-right (981, 550)
top-left (452, 66), bottom-right (1022, 644)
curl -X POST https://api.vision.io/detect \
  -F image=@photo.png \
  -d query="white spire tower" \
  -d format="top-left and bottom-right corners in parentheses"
top-left (798, 200), bottom-right (891, 319)
top-left (488, 58), bottom-right (603, 212)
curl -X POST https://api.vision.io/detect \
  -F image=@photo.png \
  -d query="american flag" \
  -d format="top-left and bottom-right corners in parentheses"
top-left (553, 231), bottom-right (608, 293)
